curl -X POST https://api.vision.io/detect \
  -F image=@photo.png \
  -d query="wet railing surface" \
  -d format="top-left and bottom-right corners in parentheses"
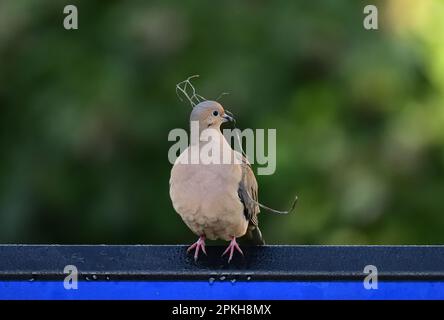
top-left (1, 245), bottom-right (443, 299)
top-left (1, 245), bottom-right (444, 280)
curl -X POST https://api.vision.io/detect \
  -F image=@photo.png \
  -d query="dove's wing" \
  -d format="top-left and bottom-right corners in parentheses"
top-left (237, 157), bottom-right (265, 245)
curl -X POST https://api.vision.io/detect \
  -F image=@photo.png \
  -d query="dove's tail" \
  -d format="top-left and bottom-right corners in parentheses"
top-left (244, 225), bottom-right (265, 245)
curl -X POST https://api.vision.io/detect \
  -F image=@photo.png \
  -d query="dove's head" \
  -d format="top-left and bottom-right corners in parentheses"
top-left (190, 100), bottom-right (235, 130)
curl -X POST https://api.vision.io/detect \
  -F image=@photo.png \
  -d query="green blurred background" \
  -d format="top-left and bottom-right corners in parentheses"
top-left (1, 0), bottom-right (444, 244)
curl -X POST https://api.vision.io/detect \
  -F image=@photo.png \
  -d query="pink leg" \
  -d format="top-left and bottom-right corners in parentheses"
top-left (187, 235), bottom-right (207, 261)
top-left (222, 237), bottom-right (244, 263)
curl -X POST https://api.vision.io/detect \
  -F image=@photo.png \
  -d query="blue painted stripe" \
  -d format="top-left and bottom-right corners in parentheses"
top-left (0, 281), bottom-right (444, 300)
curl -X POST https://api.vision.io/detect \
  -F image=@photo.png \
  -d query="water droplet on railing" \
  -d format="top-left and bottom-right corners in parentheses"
top-left (92, 275), bottom-right (97, 280)
top-left (230, 279), bottom-right (236, 285)
top-left (219, 276), bottom-right (226, 281)
top-left (208, 277), bottom-right (215, 285)
top-left (247, 276), bottom-right (252, 281)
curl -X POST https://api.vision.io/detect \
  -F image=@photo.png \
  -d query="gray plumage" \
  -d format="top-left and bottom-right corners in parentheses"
top-left (169, 101), bottom-right (264, 246)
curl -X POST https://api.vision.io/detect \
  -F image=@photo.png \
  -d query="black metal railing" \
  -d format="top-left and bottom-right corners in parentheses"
top-left (1, 245), bottom-right (443, 280)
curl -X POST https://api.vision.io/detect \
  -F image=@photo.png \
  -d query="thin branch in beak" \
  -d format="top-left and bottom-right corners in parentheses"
top-left (175, 75), bottom-right (206, 107)
top-left (222, 114), bottom-right (235, 123)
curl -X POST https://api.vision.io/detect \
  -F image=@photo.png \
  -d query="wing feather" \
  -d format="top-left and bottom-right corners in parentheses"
top-left (237, 157), bottom-right (264, 245)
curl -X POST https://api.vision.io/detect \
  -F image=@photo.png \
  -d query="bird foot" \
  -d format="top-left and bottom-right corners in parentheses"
top-left (222, 237), bottom-right (244, 263)
top-left (187, 235), bottom-right (207, 261)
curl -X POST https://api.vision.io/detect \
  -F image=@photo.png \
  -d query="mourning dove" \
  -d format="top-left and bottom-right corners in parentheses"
top-left (169, 100), bottom-right (264, 262)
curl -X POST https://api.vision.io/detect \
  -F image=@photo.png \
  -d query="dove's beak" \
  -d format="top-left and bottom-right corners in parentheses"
top-left (222, 114), bottom-right (235, 124)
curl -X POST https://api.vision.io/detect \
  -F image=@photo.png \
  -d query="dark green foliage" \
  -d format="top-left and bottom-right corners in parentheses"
top-left (1, 0), bottom-right (443, 244)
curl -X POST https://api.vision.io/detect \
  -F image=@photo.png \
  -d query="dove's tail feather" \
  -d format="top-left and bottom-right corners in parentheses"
top-left (244, 225), bottom-right (265, 245)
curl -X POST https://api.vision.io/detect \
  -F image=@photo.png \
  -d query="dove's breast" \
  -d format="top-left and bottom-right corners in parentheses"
top-left (169, 148), bottom-right (248, 241)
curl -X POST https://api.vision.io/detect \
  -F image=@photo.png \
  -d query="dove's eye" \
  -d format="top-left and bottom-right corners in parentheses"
top-left (213, 111), bottom-right (219, 116)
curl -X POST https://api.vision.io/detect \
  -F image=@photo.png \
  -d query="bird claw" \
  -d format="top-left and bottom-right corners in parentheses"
top-left (222, 237), bottom-right (244, 263)
top-left (187, 236), bottom-right (207, 261)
